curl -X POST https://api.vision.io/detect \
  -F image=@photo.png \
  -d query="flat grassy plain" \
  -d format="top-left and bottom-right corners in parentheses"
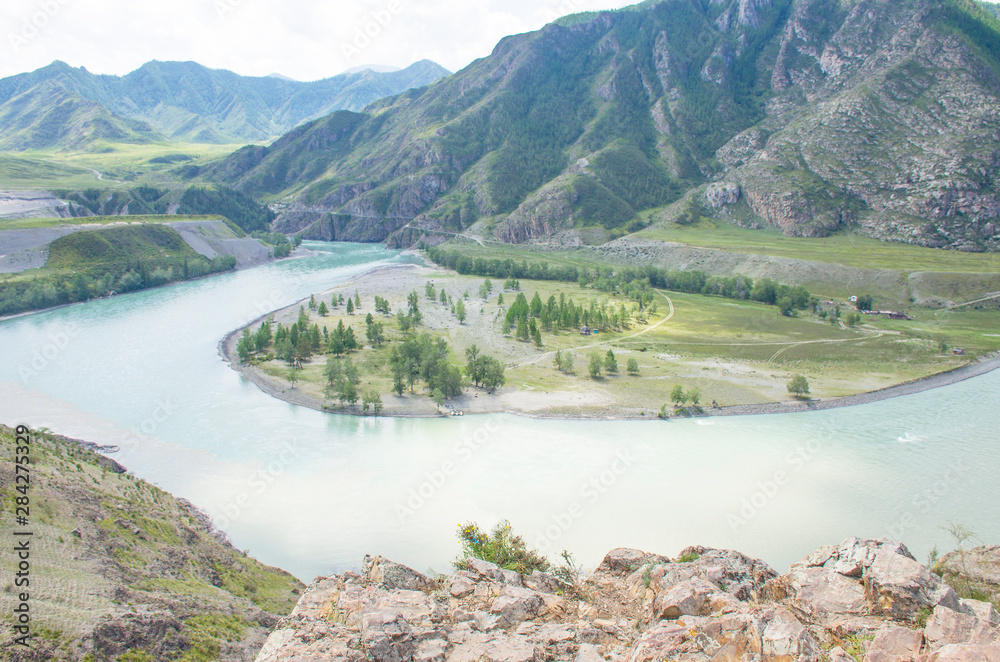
top-left (0, 154), bottom-right (110, 189)
top-left (240, 264), bottom-right (998, 417)
top-left (437, 224), bottom-right (1000, 308)
top-left (0, 214), bottom-right (225, 230)
top-left (0, 142), bottom-right (248, 189)
top-left (636, 220), bottom-right (1000, 272)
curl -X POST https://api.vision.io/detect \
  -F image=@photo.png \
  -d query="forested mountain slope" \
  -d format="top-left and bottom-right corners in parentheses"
top-left (205, 0), bottom-right (1000, 252)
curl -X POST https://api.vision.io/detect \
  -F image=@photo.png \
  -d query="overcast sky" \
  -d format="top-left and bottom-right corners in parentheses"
top-left (1, 0), bottom-right (641, 80)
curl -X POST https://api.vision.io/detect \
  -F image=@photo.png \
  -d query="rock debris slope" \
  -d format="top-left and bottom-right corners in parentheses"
top-left (255, 538), bottom-right (1000, 662)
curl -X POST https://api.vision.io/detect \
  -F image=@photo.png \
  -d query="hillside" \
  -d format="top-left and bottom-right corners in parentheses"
top-left (0, 425), bottom-right (304, 661)
top-left (203, 0), bottom-right (1000, 253)
top-left (0, 218), bottom-right (273, 316)
top-left (0, 81), bottom-right (164, 151)
top-left (0, 60), bottom-right (451, 146)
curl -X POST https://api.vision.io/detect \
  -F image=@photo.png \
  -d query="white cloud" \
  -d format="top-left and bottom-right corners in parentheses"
top-left (1, 0), bottom-right (638, 80)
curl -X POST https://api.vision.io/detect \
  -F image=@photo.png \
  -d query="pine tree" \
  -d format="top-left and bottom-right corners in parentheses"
top-left (516, 315), bottom-right (529, 341)
top-left (604, 349), bottom-right (618, 373)
top-left (347, 298), bottom-right (355, 314)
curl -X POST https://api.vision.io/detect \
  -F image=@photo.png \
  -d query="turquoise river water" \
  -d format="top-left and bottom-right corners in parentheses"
top-left (0, 241), bottom-right (997, 580)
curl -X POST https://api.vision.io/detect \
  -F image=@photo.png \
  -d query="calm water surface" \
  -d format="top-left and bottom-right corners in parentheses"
top-left (1, 242), bottom-right (997, 580)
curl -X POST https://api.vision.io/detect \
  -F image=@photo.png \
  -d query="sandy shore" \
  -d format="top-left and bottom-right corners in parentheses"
top-left (220, 263), bottom-right (1000, 421)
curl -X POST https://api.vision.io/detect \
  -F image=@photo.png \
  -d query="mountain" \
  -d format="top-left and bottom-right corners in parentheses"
top-left (0, 59), bottom-right (451, 145)
top-left (0, 80), bottom-right (164, 151)
top-left (205, 0), bottom-right (1000, 252)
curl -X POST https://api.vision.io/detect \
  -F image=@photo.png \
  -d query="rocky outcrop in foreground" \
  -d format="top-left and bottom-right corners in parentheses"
top-left (256, 538), bottom-right (1000, 662)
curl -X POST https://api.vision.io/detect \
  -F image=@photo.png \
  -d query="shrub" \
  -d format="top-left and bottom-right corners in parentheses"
top-left (455, 520), bottom-right (550, 574)
top-left (787, 374), bottom-right (810, 397)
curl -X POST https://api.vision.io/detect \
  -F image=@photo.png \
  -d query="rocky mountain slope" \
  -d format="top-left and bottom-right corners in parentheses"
top-left (0, 59), bottom-right (450, 147)
top-left (204, 0), bottom-right (1000, 252)
top-left (0, 425), bottom-right (304, 661)
top-left (255, 539), bottom-right (1000, 662)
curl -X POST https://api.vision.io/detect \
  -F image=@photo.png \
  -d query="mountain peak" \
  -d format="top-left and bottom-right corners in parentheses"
top-left (341, 64), bottom-right (403, 75)
top-left (0, 58), bottom-right (451, 146)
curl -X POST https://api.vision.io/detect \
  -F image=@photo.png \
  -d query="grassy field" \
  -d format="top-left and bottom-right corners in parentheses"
top-left (0, 142), bottom-right (248, 189)
top-left (636, 219), bottom-right (1000, 273)
top-left (433, 227), bottom-right (1000, 308)
top-left (0, 154), bottom-right (113, 189)
top-left (242, 265), bottom-right (1000, 417)
top-left (0, 214), bottom-right (225, 230)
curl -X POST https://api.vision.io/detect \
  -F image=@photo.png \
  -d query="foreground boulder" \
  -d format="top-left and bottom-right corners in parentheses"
top-left (256, 539), bottom-right (1000, 662)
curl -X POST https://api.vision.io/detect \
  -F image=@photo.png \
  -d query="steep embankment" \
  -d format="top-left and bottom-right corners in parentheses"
top-left (0, 425), bottom-right (304, 662)
top-left (0, 219), bottom-right (270, 274)
top-left (205, 0), bottom-right (1000, 253)
top-left (0, 219), bottom-right (273, 316)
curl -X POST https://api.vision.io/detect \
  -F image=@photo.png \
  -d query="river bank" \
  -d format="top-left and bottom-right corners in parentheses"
top-left (221, 262), bottom-right (1000, 420)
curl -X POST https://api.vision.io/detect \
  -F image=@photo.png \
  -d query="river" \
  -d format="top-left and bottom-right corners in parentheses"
top-left (0, 241), bottom-right (997, 581)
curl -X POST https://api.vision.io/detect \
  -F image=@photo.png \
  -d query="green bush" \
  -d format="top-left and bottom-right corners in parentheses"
top-left (455, 520), bottom-right (550, 574)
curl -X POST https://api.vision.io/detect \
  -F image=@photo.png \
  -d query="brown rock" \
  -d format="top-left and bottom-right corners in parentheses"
top-left (625, 621), bottom-right (692, 662)
top-left (652, 578), bottom-right (720, 620)
top-left (597, 548), bottom-right (670, 574)
top-left (491, 586), bottom-right (546, 625)
top-left (364, 555), bottom-right (436, 592)
top-left (362, 611), bottom-right (415, 662)
top-left (918, 643), bottom-right (1000, 661)
top-left (755, 607), bottom-right (823, 661)
top-left (449, 575), bottom-right (476, 598)
top-left (867, 626), bottom-right (924, 662)
top-left (924, 605), bottom-right (1000, 648)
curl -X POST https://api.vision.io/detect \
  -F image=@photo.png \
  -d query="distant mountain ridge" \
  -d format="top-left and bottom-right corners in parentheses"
top-left (203, 0), bottom-right (1000, 252)
top-left (0, 59), bottom-right (451, 148)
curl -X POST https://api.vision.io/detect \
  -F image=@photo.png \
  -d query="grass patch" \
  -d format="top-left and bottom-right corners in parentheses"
top-left (176, 614), bottom-right (248, 662)
top-left (213, 556), bottom-right (301, 614)
top-left (0, 214), bottom-right (223, 230)
top-left (637, 220), bottom-right (1000, 273)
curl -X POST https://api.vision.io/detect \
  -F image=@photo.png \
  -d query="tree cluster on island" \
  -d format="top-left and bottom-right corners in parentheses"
top-left (238, 289), bottom-right (506, 413)
top-left (427, 247), bottom-right (814, 316)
